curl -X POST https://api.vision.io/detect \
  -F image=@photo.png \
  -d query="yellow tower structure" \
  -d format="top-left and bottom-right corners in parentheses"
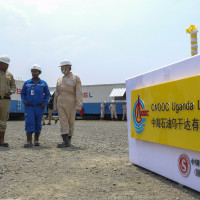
top-left (186, 25), bottom-right (198, 56)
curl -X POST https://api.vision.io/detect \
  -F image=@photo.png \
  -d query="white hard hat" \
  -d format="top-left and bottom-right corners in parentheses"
top-left (0, 55), bottom-right (10, 65)
top-left (112, 100), bottom-right (115, 103)
top-left (31, 64), bottom-right (42, 73)
top-left (59, 60), bottom-right (72, 67)
top-left (104, 101), bottom-right (106, 104)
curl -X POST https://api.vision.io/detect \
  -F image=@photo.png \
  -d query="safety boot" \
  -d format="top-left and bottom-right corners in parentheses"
top-left (24, 133), bottom-right (33, 148)
top-left (57, 134), bottom-right (70, 148)
top-left (34, 132), bottom-right (40, 146)
top-left (0, 131), bottom-right (9, 147)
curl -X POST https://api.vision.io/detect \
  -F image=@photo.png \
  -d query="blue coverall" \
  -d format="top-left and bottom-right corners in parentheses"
top-left (21, 78), bottom-right (50, 133)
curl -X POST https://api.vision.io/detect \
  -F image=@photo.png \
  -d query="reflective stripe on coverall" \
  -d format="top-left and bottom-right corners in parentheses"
top-left (53, 72), bottom-right (83, 136)
top-left (0, 70), bottom-right (16, 131)
top-left (21, 78), bottom-right (50, 133)
top-left (109, 104), bottom-right (117, 119)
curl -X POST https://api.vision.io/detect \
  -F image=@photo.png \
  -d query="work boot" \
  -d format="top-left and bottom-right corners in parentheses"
top-left (24, 133), bottom-right (33, 148)
top-left (0, 131), bottom-right (9, 147)
top-left (57, 134), bottom-right (70, 148)
top-left (68, 136), bottom-right (72, 146)
top-left (34, 132), bottom-right (40, 146)
top-left (55, 118), bottom-right (59, 124)
top-left (47, 122), bottom-right (51, 125)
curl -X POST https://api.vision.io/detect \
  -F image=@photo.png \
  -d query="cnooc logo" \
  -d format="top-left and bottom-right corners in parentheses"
top-left (133, 95), bottom-right (149, 133)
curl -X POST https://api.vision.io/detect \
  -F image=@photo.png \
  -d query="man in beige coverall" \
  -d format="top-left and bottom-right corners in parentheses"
top-left (54, 60), bottom-right (83, 148)
top-left (122, 101), bottom-right (127, 120)
top-left (109, 100), bottom-right (117, 121)
top-left (100, 101), bottom-right (106, 120)
top-left (0, 55), bottom-right (16, 147)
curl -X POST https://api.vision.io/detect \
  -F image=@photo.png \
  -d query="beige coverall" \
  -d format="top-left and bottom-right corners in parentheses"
top-left (42, 115), bottom-right (45, 125)
top-left (0, 70), bottom-right (16, 132)
top-left (42, 110), bottom-right (56, 125)
top-left (53, 72), bottom-right (83, 136)
top-left (48, 109), bottom-right (56, 124)
top-left (100, 103), bottom-right (106, 119)
top-left (109, 103), bottom-right (117, 120)
top-left (122, 104), bottom-right (127, 120)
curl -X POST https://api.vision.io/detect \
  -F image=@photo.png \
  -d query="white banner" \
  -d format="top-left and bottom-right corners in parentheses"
top-left (126, 55), bottom-right (200, 192)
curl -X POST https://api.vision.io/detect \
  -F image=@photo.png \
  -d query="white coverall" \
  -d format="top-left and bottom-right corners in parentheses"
top-left (122, 104), bottom-right (127, 120)
top-left (100, 103), bottom-right (106, 119)
top-left (53, 72), bottom-right (83, 136)
top-left (109, 103), bottom-right (117, 120)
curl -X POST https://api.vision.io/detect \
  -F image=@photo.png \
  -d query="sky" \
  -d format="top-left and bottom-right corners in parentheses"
top-left (0, 0), bottom-right (200, 87)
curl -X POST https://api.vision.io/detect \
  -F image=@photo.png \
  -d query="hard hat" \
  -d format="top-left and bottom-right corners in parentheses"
top-left (112, 100), bottom-right (115, 103)
top-left (104, 101), bottom-right (106, 104)
top-left (31, 64), bottom-right (42, 73)
top-left (59, 60), bottom-right (72, 67)
top-left (0, 55), bottom-right (10, 65)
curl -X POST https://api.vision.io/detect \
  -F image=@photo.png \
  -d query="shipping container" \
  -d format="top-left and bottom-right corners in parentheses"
top-left (10, 80), bottom-right (25, 117)
top-left (10, 80), bottom-right (126, 120)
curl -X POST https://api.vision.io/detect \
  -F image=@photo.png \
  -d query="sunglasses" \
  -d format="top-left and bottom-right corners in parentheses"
top-left (31, 70), bottom-right (40, 74)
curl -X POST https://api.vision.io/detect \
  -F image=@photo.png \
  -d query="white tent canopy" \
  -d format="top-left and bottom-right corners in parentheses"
top-left (109, 88), bottom-right (126, 97)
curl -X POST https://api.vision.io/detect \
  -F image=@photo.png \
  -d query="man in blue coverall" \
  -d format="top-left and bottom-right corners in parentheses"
top-left (21, 64), bottom-right (50, 148)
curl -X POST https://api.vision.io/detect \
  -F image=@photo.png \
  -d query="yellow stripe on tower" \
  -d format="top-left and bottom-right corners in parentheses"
top-left (186, 25), bottom-right (198, 56)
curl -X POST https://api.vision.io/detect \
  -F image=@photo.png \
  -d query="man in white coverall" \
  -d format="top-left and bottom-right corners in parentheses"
top-left (100, 101), bottom-right (106, 120)
top-left (122, 101), bottom-right (127, 120)
top-left (109, 100), bottom-right (117, 121)
top-left (53, 60), bottom-right (83, 148)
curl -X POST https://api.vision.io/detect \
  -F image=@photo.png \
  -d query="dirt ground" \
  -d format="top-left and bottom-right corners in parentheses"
top-left (0, 120), bottom-right (200, 200)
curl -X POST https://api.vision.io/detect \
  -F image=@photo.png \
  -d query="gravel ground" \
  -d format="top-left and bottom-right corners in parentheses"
top-left (0, 120), bottom-right (200, 200)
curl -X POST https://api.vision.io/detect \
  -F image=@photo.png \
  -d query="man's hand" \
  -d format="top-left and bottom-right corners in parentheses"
top-left (5, 91), bottom-right (12, 97)
top-left (40, 103), bottom-right (45, 108)
top-left (25, 102), bottom-right (30, 106)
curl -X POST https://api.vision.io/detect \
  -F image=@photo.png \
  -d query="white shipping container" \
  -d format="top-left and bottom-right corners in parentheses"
top-left (49, 83), bottom-right (126, 116)
top-left (11, 80), bottom-right (24, 101)
top-left (49, 83), bottom-right (126, 103)
top-left (11, 80), bottom-right (126, 116)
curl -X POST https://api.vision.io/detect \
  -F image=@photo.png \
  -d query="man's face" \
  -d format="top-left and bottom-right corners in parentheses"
top-left (31, 69), bottom-right (40, 78)
top-left (0, 62), bottom-right (9, 72)
top-left (61, 65), bottom-right (70, 73)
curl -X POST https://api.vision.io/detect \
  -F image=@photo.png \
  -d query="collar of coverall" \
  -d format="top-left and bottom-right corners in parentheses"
top-left (31, 78), bottom-right (41, 83)
top-left (64, 72), bottom-right (72, 77)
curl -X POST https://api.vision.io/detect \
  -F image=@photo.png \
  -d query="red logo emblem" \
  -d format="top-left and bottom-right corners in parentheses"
top-left (178, 154), bottom-right (191, 177)
top-left (133, 95), bottom-right (149, 133)
top-left (135, 95), bottom-right (149, 124)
